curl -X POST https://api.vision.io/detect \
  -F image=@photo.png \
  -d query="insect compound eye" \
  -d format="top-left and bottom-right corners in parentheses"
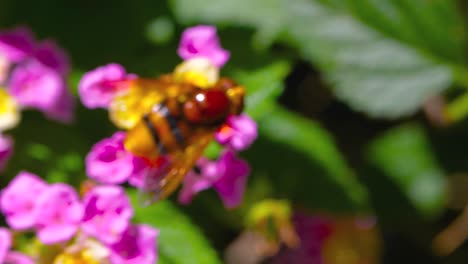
top-left (200, 89), bottom-right (230, 120)
top-left (183, 89), bottom-right (230, 125)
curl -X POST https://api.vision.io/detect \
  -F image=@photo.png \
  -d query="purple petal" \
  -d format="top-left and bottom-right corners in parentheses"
top-left (37, 224), bottom-right (79, 245)
top-left (78, 63), bottom-right (130, 109)
top-left (7, 60), bottom-right (64, 111)
top-left (127, 157), bottom-right (152, 188)
top-left (178, 171), bottom-right (214, 205)
top-left (213, 150), bottom-right (250, 208)
top-left (82, 185), bottom-right (133, 244)
top-left (215, 114), bottom-right (257, 151)
top-left (109, 224), bottom-right (159, 264)
top-left (0, 134), bottom-right (13, 172)
top-left (177, 158), bottom-right (221, 205)
top-left (0, 27), bottom-right (35, 62)
top-left (4, 252), bottom-right (34, 264)
top-left (0, 171), bottom-right (48, 230)
top-left (34, 40), bottom-right (70, 75)
top-left (0, 228), bottom-right (11, 263)
top-left (35, 183), bottom-right (83, 244)
top-left (85, 132), bottom-right (135, 184)
top-left (178, 25), bottom-right (230, 67)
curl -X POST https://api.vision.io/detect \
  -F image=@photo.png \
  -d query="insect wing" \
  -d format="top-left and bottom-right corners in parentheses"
top-left (109, 78), bottom-right (174, 129)
top-left (138, 133), bottom-right (213, 205)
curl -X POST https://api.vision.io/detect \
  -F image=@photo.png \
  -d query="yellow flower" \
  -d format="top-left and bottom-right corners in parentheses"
top-left (173, 58), bottom-right (219, 88)
top-left (0, 89), bottom-right (20, 131)
top-left (53, 240), bottom-right (110, 264)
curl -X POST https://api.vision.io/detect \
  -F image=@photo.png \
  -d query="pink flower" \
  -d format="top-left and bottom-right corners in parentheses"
top-left (0, 27), bottom-right (74, 124)
top-left (82, 185), bottom-right (133, 244)
top-left (0, 228), bottom-right (34, 264)
top-left (0, 172), bottom-right (48, 230)
top-left (35, 183), bottom-right (83, 244)
top-left (178, 150), bottom-right (250, 208)
top-left (34, 40), bottom-right (70, 75)
top-left (0, 228), bottom-right (11, 263)
top-left (212, 150), bottom-right (250, 208)
top-left (215, 114), bottom-right (257, 151)
top-left (178, 25), bottom-right (230, 67)
top-left (4, 252), bottom-right (34, 264)
top-left (109, 224), bottom-right (159, 264)
top-left (7, 60), bottom-right (65, 111)
top-left (86, 132), bottom-right (145, 185)
top-left (0, 27), bottom-right (34, 62)
top-left (126, 157), bottom-right (154, 188)
top-left (0, 134), bottom-right (13, 172)
top-left (178, 158), bottom-right (219, 204)
top-left (78, 63), bottom-right (132, 109)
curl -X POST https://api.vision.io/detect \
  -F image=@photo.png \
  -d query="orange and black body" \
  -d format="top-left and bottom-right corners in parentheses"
top-left (122, 77), bottom-right (245, 201)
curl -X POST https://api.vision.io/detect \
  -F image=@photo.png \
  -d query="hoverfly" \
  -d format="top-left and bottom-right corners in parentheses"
top-left (109, 73), bottom-right (245, 203)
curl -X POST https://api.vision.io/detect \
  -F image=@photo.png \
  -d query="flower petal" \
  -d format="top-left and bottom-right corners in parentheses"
top-left (213, 150), bottom-right (250, 208)
top-left (0, 171), bottom-right (48, 230)
top-left (82, 185), bottom-right (133, 244)
top-left (0, 134), bottom-right (13, 172)
top-left (78, 63), bottom-right (130, 109)
top-left (178, 25), bottom-right (230, 67)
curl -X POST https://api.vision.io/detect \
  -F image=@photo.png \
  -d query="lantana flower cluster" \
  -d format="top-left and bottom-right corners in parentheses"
top-left (0, 171), bottom-right (158, 264)
top-left (79, 25), bottom-right (257, 208)
top-left (0, 27), bottom-right (75, 173)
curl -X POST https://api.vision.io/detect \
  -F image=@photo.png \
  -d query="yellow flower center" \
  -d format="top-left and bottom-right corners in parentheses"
top-left (173, 58), bottom-right (219, 88)
top-left (0, 89), bottom-right (20, 131)
top-left (53, 240), bottom-right (110, 264)
top-left (54, 253), bottom-right (100, 264)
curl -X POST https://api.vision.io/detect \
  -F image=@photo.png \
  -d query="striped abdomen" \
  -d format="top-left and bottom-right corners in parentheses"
top-left (124, 102), bottom-right (192, 159)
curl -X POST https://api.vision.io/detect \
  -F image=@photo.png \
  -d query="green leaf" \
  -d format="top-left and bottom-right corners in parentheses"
top-left (231, 61), bottom-right (291, 119)
top-left (367, 123), bottom-right (448, 218)
top-left (171, 0), bottom-right (464, 118)
top-left (129, 192), bottom-right (222, 264)
top-left (243, 104), bottom-right (368, 212)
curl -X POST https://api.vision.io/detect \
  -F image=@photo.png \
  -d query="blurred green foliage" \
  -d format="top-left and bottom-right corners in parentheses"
top-left (367, 124), bottom-right (447, 218)
top-left (129, 191), bottom-right (222, 264)
top-left (1, 0), bottom-right (468, 263)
